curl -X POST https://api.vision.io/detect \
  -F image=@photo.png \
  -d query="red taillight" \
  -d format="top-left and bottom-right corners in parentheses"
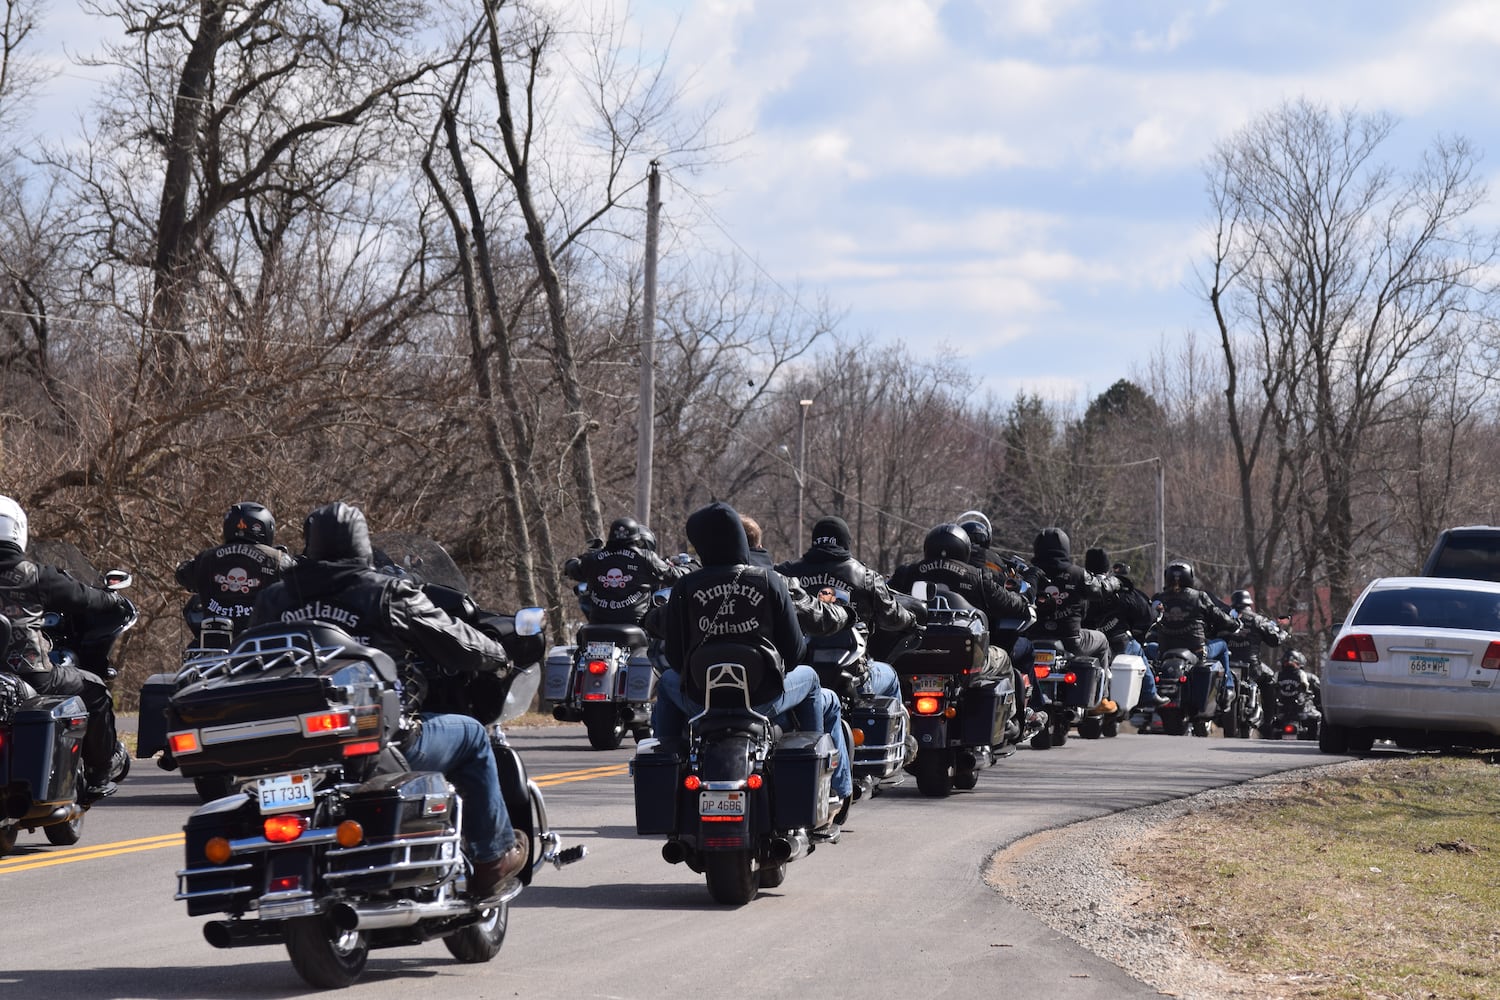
top-left (168, 731), bottom-right (201, 755)
top-left (587, 660), bottom-right (608, 675)
top-left (746, 774), bottom-right (763, 790)
top-left (264, 814), bottom-right (308, 843)
top-left (683, 774), bottom-right (701, 791)
top-left (914, 695), bottom-right (941, 716)
top-left (1482, 641), bottom-right (1500, 669)
top-left (1284, 724), bottom-right (1296, 734)
top-left (1331, 633), bottom-right (1379, 663)
top-left (1034, 665), bottom-right (1051, 679)
top-left (270, 875), bottom-right (302, 892)
top-left (342, 740), bottom-right (381, 757)
top-left (303, 711), bottom-right (352, 735)
top-left (1062, 672), bottom-right (1077, 685)
top-left (582, 693), bottom-right (608, 701)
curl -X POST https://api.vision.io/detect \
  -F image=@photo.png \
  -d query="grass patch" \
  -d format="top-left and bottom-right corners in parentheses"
top-left (1128, 756), bottom-right (1500, 1000)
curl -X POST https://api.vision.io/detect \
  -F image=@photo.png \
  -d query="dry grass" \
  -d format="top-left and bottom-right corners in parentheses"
top-left (1127, 756), bottom-right (1500, 1000)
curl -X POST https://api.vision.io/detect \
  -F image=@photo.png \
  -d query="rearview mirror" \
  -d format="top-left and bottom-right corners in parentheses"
top-left (513, 607), bottom-right (546, 636)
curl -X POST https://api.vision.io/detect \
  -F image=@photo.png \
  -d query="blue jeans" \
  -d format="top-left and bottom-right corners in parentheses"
top-left (653, 663), bottom-right (853, 799)
top-left (863, 660), bottom-right (901, 701)
top-left (403, 712), bottom-right (514, 864)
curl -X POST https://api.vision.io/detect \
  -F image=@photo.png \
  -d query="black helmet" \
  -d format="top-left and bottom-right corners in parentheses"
top-left (1111, 561), bottom-right (1132, 577)
top-left (957, 519), bottom-right (992, 550)
top-left (606, 517), bottom-right (644, 550)
top-left (924, 523), bottom-right (971, 562)
top-left (223, 502), bottom-right (275, 545)
top-left (1280, 649), bottom-right (1306, 670)
top-left (302, 501), bottom-right (373, 565)
top-left (1164, 560), bottom-right (1195, 589)
top-left (1231, 589), bottom-right (1254, 610)
top-left (639, 527), bottom-right (659, 552)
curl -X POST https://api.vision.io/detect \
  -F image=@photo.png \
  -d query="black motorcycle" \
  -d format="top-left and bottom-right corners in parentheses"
top-left (1134, 647), bottom-right (1230, 737)
top-left (804, 624), bottom-right (913, 799)
top-left (1027, 638), bottom-right (1112, 748)
top-left (633, 636), bottom-right (841, 905)
top-left (1, 565), bottom-right (135, 856)
top-left (1264, 677), bottom-right (1321, 741)
top-left (1227, 658), bottom-right (1265, 738)
top-left (169, 548), bottom-right (581, 988)
top-left (888, 585), bottom-right (1013, 796)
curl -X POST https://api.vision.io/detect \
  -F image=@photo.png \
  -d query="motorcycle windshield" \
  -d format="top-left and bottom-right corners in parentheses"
top-left (370, 533), bottom-right (470, 593)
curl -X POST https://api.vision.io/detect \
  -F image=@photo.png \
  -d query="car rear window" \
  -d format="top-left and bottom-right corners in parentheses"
top-left (1352, 587), bottom-right (1500, 631)
top-left (1425, 534), bottom-right (1500, 582)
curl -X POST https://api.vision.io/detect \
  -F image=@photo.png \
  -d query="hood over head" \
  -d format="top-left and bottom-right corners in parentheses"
top-left (1032, 527), bottom-right (1073, 577)
top-left (685, 502), bottom-right (750, 568)
top-left (1083, 547), bottom-right (1110, 574)
top-left (806, 516), bottom-right (852, 560)
top-left (302, 501), bottom-right (374, 566)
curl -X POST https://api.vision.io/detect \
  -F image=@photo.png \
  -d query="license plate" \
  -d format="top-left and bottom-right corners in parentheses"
top-left (1034, 650), bottom-right (1056, 666)
top-left (1408, 654), bottom-right (1450, 677)
top-left (257, 771), bottom-right (315, 813)
top-left (699, 790), bottom-right (745, 817)
top-left (585, 642), bottom-right (617, 660)
top-left (909, 673), bottom-right (947, 691)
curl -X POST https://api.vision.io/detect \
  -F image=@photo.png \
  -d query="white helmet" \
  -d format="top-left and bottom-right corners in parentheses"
top-left (955, 510), bottom-right (991, 535)
top-left (0, 494), bottom-right (26, 550)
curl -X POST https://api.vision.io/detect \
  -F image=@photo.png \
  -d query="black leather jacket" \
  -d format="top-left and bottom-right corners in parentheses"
top-left (176, 541), bottom-right (295, 628)
top-left (889, 555), bottom-right (1030, 639)
top-left (1030, 528), bottom-right (1117, 641)
top-left (0, 542), bottom-right (129, 673)
top-left (1149, 586), bottom-right (1241, 652)
top-left (775, 550), bottom-right (916, 635)
top-left (1224, 608), bottom-right (1287, 664)
top-left (566, 544), bottom-right (684, 625)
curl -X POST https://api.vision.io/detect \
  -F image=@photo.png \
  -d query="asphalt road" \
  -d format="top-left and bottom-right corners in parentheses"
top-left (0, 724), bottom-right (1344, 999)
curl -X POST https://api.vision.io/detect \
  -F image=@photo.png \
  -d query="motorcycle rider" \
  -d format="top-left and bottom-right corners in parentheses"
top-left (1148, 560), bottom-right (1242, 709)
top-left (774, 515), bottom-right (913, 702)
top-left (1273, 649), bottom-right (1322, 722)
top-left (174, 502), bottom-right (294, 640)
top-left (740, 514), bottom-right (852, 638)
top-left (251, 501), bottom-right (528, 900)
top-left (565, 516), bottom-right (687, 626)
top-left (0, 494), bottom-right (132, 801)
top-left (650, 501), bottom-right (854, 818)
top-left (1082, 549), bottom-right (1167, 708)
top-left (956, 510), bottom-right (1007, 579)
top-left (1225, 589), bottom-right (1290, 715)
top-left (1029, 527), bottom-right (1119, 673)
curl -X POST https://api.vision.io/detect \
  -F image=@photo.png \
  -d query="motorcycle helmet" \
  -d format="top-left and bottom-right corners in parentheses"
top-left (1231, 589), bottom-right (1254, 611)
top-left (956, 512), bottom-right (992, 550)
top-left (924, 523), bottom-right (971, 562)
top-left (1164, 560), bottom-right (1195, 590)
top-left (1280, 649), bottom-right (1307, 670)
top-left (223, 502), bottom-right (275, 545)
top-left (606, 516), bottom-right (644, 550)
top-left (1111, 561), bottom-right (1132, 577)
top-left (0, 494), bottom-right (28, 550)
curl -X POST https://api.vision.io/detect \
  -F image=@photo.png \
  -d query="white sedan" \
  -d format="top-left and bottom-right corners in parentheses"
top-left (1320, 576), bottom-right (1500, 754)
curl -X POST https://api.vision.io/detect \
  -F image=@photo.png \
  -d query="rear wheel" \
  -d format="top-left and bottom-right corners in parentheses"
top-left (0, 825), bottom-right (18, 856)
top-left (952, 767), bottom-right (979, 791)
top-left (194, 774), bottom-right (237, 803)
top-left (1318, 721), bottom-right (1349, 754)
top-left (44, 812), bottom-right (83, 846)
top-left (1191, 720), bottom-right (1210, 737)
top-left (285, 916), bottom-right (369, 989)
top-left (1222, 704), bottom-right (1239, 738)
top-left (1347, 729), bottom-right (1375, 754)
top-left (583, 704), bottom-right (626, 751)
top-left (704, 849), bottom-right (757, 905)
top-left (1161, 710), bottom-right (1187, 736)
top-left (1102, 718), bottom-right (1119, 738)
top-left (1051, 718), bottom-right (1070, 747)
top-left (1078, 717), bottom-right (1102, 740)
top-left (1030, 726), bottom-right (1053, 750)
top-left (443, 901), bottom-right (510, 963)
top-left (913, 750), bottom-right (953, 797)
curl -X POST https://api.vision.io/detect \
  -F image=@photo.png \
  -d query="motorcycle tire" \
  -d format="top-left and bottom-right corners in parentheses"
top-left (1102, 717), bottom-right (1119, 738)
top-left (758, 861), bottom-right (788, 889)
top-left (1051, 718), bottom-right (1069, 747)
top-left (704, 849), bottom-right (757, 905)
top-left (194, 774), bottom-right (237, 803)
top-left (1030, 727), bottom-right (1052, 750)
top-left (1222, 707), bottom-right (1239, 739)
top-left (913, 750), bottom-right (953, 798)
top-left (0, 824), bottom-right (19, 855)
top-left (952, 767), bottom-right (979, 791)
top-left (44, 812), bottom-right (84, 846)
top-left (443, 900), bottom-right (510, 963)
top-left (582, 704), bottom-right (626, 751)
top-left (1078, 717), bottom-right (1102, 740)
top-left (285, 915), bottom-right (369, 989)
top-left (1161, 710), bottom-right (1187, 736)
top-left (1191, 720), bottom-right (1210, 737)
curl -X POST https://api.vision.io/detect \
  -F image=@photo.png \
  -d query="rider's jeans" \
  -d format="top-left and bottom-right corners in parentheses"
top-left (863, 660), bottom-right (901, 701)
top-left (652, 664), bottom-right (854, 800)
top-left (404, 712), bottom-right (515, 863)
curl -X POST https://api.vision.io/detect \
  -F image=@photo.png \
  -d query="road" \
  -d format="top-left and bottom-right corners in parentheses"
top-left (0, 724), bottom-right (1343, 999)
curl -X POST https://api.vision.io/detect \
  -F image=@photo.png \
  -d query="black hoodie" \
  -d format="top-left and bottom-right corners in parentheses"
top-left (661, 502), bottom-right (803, 676)
top-left (252, 503), bottom-right (508, 701)
top-left (1031, 527), bottom-right (1116, 640)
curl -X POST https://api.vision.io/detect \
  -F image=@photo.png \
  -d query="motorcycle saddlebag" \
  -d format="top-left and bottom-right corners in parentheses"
top-left (1, 694), bottom-right (88, 813)
top-left (329, 770), bottom-right (457, 891)
top-left (770, 732), bottom-right (834, 831)
top-left (958, 682), bottom-right (1005, 746)
top-left (1182, 663), bottom-right (1223, 719)
top-left (1063, 660), bottom-right (1104, 709)
top-left (625, 651), bottom-right (657, 704)
top-left (136, 672), bottom-right (175, 759)
top-left (848, 695), bottom-right (904, 767)
top-left (542, 646), bottom-right (575, 704)
top-left (631, 749), bottom-right (680, 835)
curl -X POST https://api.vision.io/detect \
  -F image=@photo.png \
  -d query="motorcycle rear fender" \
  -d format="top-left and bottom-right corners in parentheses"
top-left (493, 737), bottom-right (539, 885)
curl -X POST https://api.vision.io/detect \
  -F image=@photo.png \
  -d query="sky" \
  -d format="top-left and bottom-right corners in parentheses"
top-left (22, 0), bottom-right (1500, 405)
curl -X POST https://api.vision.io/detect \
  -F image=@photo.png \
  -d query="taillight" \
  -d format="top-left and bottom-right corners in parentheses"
top-left (336, 820), bottom-right (365, 847)
top-left (1284, 724), bottom-right (1296, 734)
top-left (342, 740), bottom-right (381, 757)
top-left (1062, 672), bottom-right (1077, 685)
top-left (683, 774), bottom-right (701, 791)
top-left (914, 696), bottom-right (941, 715)
top-left (1331, 633), bottom-right (1379, 662)
top-left (746, 774), bottom-right (764, 790)
top-left (270, 875), bottom-right (302, 892)
top-left (169, 731), bottom-right (201, 755)
top-left (303, 711), bottom-right (353, 735)
top-left (264, 814), bottom-right (308, 843)
top-left (1034, 665), bottom-right (1051, 679)
top-left (1482, 641), bottom-right (1500, 669)
top-left (587, 660), bottom-right (608, 675)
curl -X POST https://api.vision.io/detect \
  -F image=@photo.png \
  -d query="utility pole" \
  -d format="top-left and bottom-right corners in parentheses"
top-left (796, 398), bottom-right (811, 553)
top-left (1155, 457), bottom-right (1166, 590)
top-left (635, 161), bottom-right (660, 525)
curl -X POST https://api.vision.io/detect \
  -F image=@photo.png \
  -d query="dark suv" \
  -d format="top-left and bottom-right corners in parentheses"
top-left (1421, 526), bottom-right (1500, 582)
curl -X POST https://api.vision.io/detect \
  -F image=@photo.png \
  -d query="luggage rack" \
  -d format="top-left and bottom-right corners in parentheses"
top-left (176, 630), bottom-right (344, 686)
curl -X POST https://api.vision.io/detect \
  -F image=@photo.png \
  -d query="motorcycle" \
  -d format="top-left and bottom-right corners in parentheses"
top-left (1027, 638), bottom-right (1113, 748)
top-left (632, 610), bottom-right (841, 905)
top-left (542, 583), bottom-right (656, 750)
top-left (0, 567), bottom-right (136, 855)
top-left (169, 543), bottom-right (582, 988)
top-left (1133, 648), bottom-right (1229, 737)
top-left (1227, 658), bottom-right (1265, 738)
top-left (1264, 678), bottom-right (1321, 741)
top-left (887, 584), bottom-right (1013, 796)
top-left (804, 622), bottom-right (912, 800)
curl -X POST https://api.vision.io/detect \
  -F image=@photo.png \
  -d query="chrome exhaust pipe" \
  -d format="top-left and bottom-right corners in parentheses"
top-left (768, 831), bottom-right (810, 864)
top-left (661, 840), bottom-right (688, 865)
top-left (328, 896), bottom-right (480, 932)
top-left (203, 919), bottom-right (285, 949)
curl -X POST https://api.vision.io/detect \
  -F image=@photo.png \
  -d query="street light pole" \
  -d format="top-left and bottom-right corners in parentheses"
top-left (797, 399), bottom-right (811, 553)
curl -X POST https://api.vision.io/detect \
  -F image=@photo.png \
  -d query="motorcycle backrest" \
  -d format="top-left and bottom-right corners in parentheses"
top-left (685, 640), bottom-right (783, 708)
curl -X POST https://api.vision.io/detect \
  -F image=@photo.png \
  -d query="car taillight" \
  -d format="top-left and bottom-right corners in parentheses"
top-left (1331, 633), bottom-right (1379, 662)
top-left (1482, 641), bottom-right (1500, 669)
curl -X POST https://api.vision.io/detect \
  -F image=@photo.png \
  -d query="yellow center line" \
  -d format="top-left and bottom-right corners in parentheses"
top-left (535, 762), bottom-right (630, 784)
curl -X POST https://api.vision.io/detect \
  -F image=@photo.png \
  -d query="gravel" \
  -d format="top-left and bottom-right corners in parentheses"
top-left (984, 758), bottom-right (1382, 1000)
